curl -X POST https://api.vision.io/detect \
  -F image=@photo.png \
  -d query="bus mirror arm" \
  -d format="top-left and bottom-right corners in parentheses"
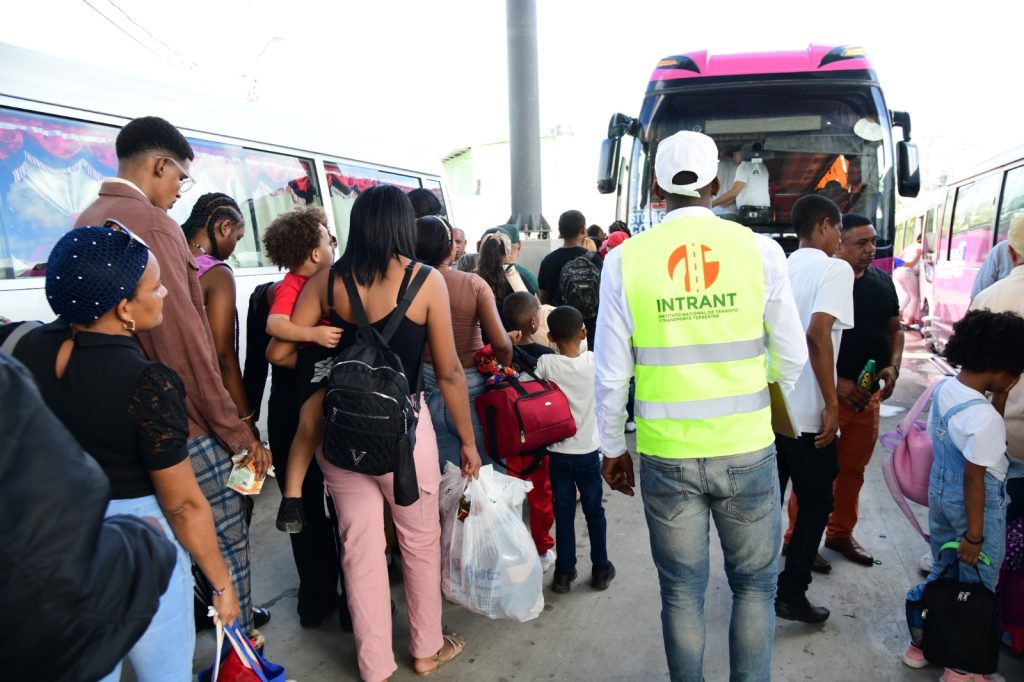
top-left (890, 110), bottom-right (912, 142)
top-left (607, 113), bottom-right (638, 140)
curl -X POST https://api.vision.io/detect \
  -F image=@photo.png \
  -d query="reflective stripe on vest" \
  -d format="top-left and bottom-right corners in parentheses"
top-left (620, 215), bottom-right (774, 459)
top-left (635, 338), bottom-right (765, 366)
top-left (636, 386), bottom-right (770, 420)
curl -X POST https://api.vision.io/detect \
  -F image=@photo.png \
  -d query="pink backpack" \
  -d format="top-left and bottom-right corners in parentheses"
top-left (880, 381), bottom-right (938, 541)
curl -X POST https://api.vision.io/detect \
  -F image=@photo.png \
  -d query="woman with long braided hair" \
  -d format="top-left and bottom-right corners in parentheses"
top-left (181, 193), bottom-right (257, 435)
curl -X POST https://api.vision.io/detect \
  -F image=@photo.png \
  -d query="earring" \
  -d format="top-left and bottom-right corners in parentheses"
top-left (123, 319), bottom-right (136, 332)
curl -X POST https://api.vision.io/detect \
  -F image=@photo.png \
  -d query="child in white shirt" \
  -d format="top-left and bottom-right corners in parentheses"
top-left (533, 306), bottom-right (615, 594)
top-left (902, 309), bottom-right (1024, 679)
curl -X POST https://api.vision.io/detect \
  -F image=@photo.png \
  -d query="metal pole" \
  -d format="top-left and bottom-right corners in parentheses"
top-left (506, 0), bottom-right (549, 238)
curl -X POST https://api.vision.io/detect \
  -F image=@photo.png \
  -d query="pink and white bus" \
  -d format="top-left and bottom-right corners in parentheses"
top-left (904, 146), bottom-right (1024, 351)
top-left (597, 44), bottom-right (920, 259)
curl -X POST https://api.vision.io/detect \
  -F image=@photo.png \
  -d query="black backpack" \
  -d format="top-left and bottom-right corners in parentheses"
top-left (558, 251), bottom-right (600, 319)
top-left (322, 262), bottom-right (431, 506)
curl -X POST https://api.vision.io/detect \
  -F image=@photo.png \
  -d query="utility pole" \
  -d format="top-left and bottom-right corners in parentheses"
top-left (505, 0), bottom-right (549, 239)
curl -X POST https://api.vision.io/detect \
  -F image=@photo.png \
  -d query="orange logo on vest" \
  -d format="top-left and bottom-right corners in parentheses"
top-left (667, 243), bottom-right (720, 292)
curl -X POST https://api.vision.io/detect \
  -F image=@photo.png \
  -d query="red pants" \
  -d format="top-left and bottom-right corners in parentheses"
top-left (505, 452), bottom-right (555, 555)
top-left (786, 397), bottom-right (880, 542)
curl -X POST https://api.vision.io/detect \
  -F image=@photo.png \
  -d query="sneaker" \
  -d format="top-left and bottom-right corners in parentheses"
top-left (940, 669), bottom-right (1005, 681)
top-left (591, 562), bottom-right (616, 590)
top-left (252, 607), bottom-right (271, 629)
top-left (276, 497), bottom-right (305, 533)
top-left (901, 642), bottom-right (928, 669)
top-left (919, 552), bottom-right (933, 576)
top-left (625, 421), bottom-right (637, 433)
top-left (540, 549), bottom-right (557, 572)
top-left (551, 570), bottom-right (576, 594)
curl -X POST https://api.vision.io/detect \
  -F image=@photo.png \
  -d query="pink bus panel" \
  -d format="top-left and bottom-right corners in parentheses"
top-left (650, 45), bottom-right (873, 82)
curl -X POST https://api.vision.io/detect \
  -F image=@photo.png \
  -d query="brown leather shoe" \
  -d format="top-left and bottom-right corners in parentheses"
top-left (781, 544), bottom-right (832, 574)
top-left (825, 536), bottom-right (875, 566)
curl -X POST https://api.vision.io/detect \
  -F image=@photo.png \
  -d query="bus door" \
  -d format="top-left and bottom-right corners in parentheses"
top-left (931, 174), bottom-right (1000, 349)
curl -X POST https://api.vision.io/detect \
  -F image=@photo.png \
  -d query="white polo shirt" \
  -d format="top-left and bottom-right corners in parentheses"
top-left (735, 161), bottom-right (770, 209)
top-left (785, 248), bottom-right (855, 434)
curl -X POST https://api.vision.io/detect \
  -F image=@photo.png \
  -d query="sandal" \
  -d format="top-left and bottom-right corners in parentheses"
top-left (416, 633), bottom-right (466, 677)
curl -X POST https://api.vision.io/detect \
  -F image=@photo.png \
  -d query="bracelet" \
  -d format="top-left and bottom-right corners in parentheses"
top-left (211, 585), bottom-right (228, 597)
top-left (962, 532), bottom-right (984, 545)
top-left (239, 410), bottom-right (256, 423)
top-left (887, 364), bottom-right (900, 377)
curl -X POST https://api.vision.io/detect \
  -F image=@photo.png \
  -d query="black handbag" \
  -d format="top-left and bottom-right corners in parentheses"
top-left (921, 541), bottom-right (1000, 674)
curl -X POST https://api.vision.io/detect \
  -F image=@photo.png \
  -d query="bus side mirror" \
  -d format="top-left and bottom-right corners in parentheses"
top-left (597, 137), bottom-right (620, 194)
top-left (598, 113), bottom-right (636, 194)
top-left (897, 141), bottom-right (921, 198)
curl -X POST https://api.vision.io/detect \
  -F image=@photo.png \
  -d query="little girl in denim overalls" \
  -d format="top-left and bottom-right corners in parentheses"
top-left (901, 309), bottom-right (1024, 682)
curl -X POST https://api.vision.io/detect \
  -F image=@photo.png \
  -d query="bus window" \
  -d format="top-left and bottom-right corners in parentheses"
top-left (0, 108), bottom-right (118, 279)
top-left (168, 143), bottom-right (320, 269)
top-left (949, 174), bottom-right (1000, 263)
top-left (997, 165), bottom-right (1024, 241)
top-left (324, 162), bottom-right (421, 253)
top-left (422, 178), bottom-right (447, 217)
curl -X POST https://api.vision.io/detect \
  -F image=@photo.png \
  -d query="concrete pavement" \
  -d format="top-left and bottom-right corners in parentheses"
top-left (182, 333), bottom-right (1024, 681)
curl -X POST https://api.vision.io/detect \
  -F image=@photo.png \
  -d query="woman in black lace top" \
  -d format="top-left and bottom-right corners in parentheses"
top-left (1, 225), bottom-right (239, 682)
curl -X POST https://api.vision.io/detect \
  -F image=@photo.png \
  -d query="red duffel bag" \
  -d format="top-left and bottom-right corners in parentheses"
top-left (475, 374), bottom-right (576, 461)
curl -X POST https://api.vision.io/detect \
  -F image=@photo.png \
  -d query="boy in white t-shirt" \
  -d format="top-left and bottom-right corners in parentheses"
top-left (533, 306), bottom-right (615, 594)
top-left (775, 195), bottom-right (854, 624)
top-left (902, 309), bottom-right (1024, 680)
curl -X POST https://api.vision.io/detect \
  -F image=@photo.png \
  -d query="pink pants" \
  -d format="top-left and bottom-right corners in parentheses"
top-left (317, 409), bottom-right (443, 682)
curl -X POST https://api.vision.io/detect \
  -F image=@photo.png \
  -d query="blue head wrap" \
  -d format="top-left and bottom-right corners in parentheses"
top-left (45, 224), bottom-right (151, 323)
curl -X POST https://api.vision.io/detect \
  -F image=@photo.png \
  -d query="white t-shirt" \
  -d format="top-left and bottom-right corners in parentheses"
top-left (713, 157), bottom-right (739, 215)
top-left (785, 249), bottom-right (855, 434)
top-left (535, 351), bottom-right (600, 454)
top-left (735, 161), bottom-right (770, 208)
top-left (927, 378), bottom-right (1009, 481)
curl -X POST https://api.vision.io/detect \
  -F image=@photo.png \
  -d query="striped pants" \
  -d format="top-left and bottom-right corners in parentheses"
top-left (188, 434), bottom-right (254, 633)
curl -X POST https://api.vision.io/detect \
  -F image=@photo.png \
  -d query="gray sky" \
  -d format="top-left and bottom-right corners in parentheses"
top-left (3, 0), bottom-right (1020, 179)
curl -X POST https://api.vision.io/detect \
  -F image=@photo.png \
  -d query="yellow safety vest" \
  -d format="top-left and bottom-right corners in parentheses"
top-left (620, 215), bottom-right (773, 458)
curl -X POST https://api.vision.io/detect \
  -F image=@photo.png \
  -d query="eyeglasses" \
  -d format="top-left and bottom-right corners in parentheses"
top-left (155, 155), bottom-right (195, 193)
top-left (103, 219), bottom-right (147, 244)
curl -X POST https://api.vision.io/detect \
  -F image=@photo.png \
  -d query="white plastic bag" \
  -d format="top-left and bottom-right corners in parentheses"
top-left (439, 464), bottom-right (543, 621)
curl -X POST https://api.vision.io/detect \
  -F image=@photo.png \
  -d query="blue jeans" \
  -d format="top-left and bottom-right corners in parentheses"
top-left (640, 448), bottom-right (780, 682)
top-left (422, 362), bottom-right (491, 471)
top-left (99, 495), bottom-right (195, 682)
top-left (549, 451), bottom-right (609, 575)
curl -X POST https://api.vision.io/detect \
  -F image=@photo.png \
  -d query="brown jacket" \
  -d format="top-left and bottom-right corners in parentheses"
top-left (75, 180), bottom-right (252, 453)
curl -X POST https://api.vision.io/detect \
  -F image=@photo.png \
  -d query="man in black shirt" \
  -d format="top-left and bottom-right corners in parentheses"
top-left (538, 210), bottom-right (602, 344)
top-left (786, 213), bottom-right (904, 567)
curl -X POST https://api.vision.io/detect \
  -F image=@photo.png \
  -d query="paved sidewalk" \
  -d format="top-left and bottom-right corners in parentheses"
top-left (182, 334), bottom-right (1024, 681)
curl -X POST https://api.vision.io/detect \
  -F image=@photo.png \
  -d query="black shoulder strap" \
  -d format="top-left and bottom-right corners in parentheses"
top-left (338, 268), bottom-right (374, 331)
top-left (381, 263), bottom-right (432, 344)
top-left (327, 264), bottom-right (337, 315)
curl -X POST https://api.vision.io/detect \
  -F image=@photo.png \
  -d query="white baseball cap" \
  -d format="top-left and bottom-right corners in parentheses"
top-left (654, 130), bottom-right (720, 197)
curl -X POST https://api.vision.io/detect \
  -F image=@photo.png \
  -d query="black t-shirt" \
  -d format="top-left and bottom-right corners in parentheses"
top-left (537, 246), bottom-right (601, 305)
top-left (836, 266), bottom-right (900, 381)
top-left (0, 321), bottom-right (189, 499)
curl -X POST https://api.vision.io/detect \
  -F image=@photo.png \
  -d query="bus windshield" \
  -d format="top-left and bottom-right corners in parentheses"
top-left (627, 83), bottom-right (894, 252)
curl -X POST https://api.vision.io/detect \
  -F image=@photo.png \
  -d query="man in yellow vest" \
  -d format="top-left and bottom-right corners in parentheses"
top-left (595, 130), bottom-right (806, 681)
